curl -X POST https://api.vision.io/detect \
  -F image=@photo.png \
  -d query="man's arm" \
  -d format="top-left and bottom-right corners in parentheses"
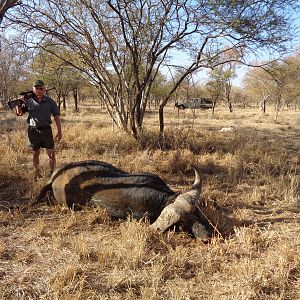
top-left (54, 115), bottom-right (62, 141)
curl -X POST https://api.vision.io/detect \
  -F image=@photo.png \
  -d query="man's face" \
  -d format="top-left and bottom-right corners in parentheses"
top-left (33, 85), bottom-right (45, 97)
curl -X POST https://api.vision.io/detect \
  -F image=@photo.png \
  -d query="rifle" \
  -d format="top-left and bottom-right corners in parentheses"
top-left (7, 87), bottom-right (56, 109)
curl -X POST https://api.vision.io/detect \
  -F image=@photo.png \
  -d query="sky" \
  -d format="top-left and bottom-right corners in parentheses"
top-left (232, 10), bottom-right (300, 87)
top-left (163, 29), bottom-right (300, 90)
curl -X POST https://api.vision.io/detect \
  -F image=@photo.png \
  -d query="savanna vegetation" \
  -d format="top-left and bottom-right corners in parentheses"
top-left (0, 0), bottom-right (299, 299)
top-left (0, 103), bottom-right (299, 299)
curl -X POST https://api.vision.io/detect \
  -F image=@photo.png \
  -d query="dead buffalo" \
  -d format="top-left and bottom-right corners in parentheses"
top-left (36, 160), bottom-right (210, 237)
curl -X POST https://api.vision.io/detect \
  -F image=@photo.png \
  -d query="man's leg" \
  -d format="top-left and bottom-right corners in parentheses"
top-left (28, 127), bottom-right (42, 176)
top-left (46, 148), bottom-right (56, 173)
top-left (33, 149), bottom-right (42, 178)
top-left (44, 127), bottom-right (56, 175)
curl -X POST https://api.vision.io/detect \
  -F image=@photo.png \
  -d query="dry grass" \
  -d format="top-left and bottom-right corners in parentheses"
top-left (0, 104), bottom-right (299, 299)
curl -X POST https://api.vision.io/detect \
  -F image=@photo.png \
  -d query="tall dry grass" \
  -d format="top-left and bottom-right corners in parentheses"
top-left (0, 104), bottom-right (299, 299)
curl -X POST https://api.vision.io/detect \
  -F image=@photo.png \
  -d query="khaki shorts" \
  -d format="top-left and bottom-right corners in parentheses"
top-left (27, 126), bottom-right (54, 150)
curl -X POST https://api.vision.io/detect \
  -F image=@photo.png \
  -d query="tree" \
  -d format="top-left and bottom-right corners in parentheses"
top-left (207, 66), bottom-right (236, 113)
top-left (207, 47), bottom-right (242, 113)
top-left (281, 53), bottom-right (300, 111)
top-left (265, 58), bottom-right (300, 118)
top-left (32, 48), bottom-right (86, 111)
top-left (173, 70), bottom-right (206, 103)
top-left (6, 0), bottom-right (299, 140)
top-left (206, 75), bottom-right (222, 115)
top-left (243, 67), bottom-right (273, 112)
top-left (0, 35), bottom-right (31, 107)
top-left (243, 54), bottom-right (300, 117)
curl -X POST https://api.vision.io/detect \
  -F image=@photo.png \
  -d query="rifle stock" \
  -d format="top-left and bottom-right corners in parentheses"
top-left (7, 98), bottom-right (24, 109)
top-left (7, 87), bottom-right (55, 110)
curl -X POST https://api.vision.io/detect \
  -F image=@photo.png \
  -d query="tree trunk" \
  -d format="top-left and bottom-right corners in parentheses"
top-left (57, 94), bottom-right (62, 110)
top-left (62, 96), bottom-right (66, 111)
top-left (158, 103), bottom-right (166, 148)
top-left (73, 88), bottom-right (79, 112)
top-left (260, 100), bottom-right (266, 113)
top-left (211, 102), bottom-right (215, 115)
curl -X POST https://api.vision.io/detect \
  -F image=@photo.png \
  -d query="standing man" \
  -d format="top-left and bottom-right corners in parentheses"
top-left (15, 80), bottom-right (62, 178)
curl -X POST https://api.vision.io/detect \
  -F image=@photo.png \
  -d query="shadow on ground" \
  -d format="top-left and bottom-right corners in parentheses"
top-left (0, 174), bottom-right (31, 211)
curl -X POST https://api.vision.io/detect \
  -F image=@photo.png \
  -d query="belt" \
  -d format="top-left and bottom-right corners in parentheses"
top-left (29, 125), bottom-right (51, 130)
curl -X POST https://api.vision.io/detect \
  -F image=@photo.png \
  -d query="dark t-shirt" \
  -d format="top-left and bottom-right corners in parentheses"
top-left (22, 95), bottom-right (60, 127)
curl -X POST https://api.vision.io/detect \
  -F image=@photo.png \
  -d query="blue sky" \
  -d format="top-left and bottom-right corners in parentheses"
top-left (233, 10), bottom-right (300, 87)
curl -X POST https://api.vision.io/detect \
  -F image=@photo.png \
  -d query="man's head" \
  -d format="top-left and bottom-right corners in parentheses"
top-left (33, 80), bottom-right (45, 99)
top-left (33, 79), bottom-right (45, 88)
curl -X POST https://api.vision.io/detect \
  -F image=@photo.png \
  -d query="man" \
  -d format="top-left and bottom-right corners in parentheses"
top-left (15, 80), bottom-right (62, 178)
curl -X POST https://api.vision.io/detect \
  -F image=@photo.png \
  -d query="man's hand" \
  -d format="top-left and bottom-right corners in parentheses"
top-left (15, 96), bottom-right (25, 116)
top-left (54, 115), bottom-right (62, 141)
top-left (55, 131), bottom-right (62, 141)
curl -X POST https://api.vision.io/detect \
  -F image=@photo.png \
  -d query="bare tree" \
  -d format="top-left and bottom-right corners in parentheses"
top-left (6, 0), bottom-right (299, 140)
top-left (243, 67), bottom-right (273, 110)
top-left (244, 56), bottom-right (300, 117)
top-left (266, 61), bottom-right (297, 120)
top-left (0, 35), bottom-right (31, 107)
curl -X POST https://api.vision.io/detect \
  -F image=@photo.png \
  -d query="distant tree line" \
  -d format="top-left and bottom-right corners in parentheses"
top-left (1, 0), bottom-right (299, 141)
top-left (1, 35), bottom-right (300, 120)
